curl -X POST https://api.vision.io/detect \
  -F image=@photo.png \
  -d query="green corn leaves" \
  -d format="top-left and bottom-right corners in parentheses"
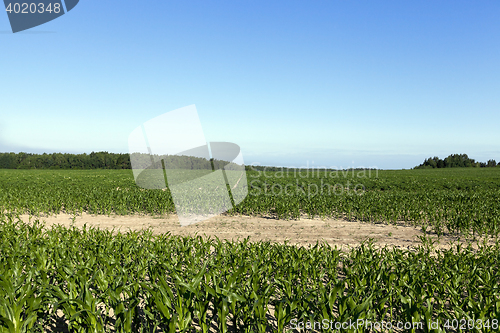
top-left (0, 214), bottom-right (499, 332)
top-left (1, 168), bottom-right (500, 236)
top-left (1, 167), bottom-right (500, 332)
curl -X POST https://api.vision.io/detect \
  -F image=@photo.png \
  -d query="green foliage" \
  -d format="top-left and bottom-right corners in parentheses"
top-left (0, 169), bottom-right (174, 216)
top-left (1, 162), bottom-right (499, 332)
top-left (0, 152), bottom-right (237, 171)
top-left (0, 152), bottom-right (131, 170)
top-left (0, 166), bottom-right (499, 331)
top-left (0, 215), bottom-right (499, 332)
top-left (1, 168), bottom-right (500, 236)
top-left (415, 153), bottom-right (499, 169)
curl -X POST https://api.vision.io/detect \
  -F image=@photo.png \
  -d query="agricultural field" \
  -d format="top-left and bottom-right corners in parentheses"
top-left (1, 167), bottom-right (500, 236)
top-left (0, 168), bottom-right (500, 332)
top-left (1, 214), bottom-right (500, 333)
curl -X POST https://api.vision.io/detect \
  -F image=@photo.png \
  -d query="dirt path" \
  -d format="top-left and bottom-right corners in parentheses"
top-left (17, 212), bottom-right (477, 250)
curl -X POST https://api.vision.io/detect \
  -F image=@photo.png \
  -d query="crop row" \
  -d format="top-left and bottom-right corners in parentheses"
top-left (1, 169), bottom-right (500, 236)
top-left (1, 213), bottom-right (499, 332)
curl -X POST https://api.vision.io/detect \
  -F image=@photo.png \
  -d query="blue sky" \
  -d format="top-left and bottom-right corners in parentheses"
top-left (1, 0), bottom-right (499, 169)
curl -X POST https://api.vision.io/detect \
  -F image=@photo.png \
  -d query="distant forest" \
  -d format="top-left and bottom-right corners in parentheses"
top-left (1, 152), bottom-right (499, 170)
top-left (0, 152), bottom-right (239, 170)
top-left (415, 154), bottom-right (499, 169)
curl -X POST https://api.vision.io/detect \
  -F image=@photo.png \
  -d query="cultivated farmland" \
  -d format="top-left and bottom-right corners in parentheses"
top-left (1, 168), bottom-right (499, 236)
top-left (0, 168), bottom-right (499, 332)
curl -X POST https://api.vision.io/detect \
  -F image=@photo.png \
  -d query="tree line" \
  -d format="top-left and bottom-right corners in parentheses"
top-left (0, 152), bottom-right (131, 169)
top-left (414, 154), bottom-right (499, 169)
top-left (0, 152), bottom-right (242, 170)
top-left (3, 151), bottom-right (498, 170)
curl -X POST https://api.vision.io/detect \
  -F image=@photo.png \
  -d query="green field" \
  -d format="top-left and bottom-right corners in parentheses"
top-left (1, 215), bottom-right (500, 333)
top-left (1, 167), bottom-right (500, 236)
top-left (1, 168), bottom-right (500, 332)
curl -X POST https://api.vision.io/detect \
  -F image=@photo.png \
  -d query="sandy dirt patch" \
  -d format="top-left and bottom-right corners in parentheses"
top-left (17, 212), bottom-right (479, 250)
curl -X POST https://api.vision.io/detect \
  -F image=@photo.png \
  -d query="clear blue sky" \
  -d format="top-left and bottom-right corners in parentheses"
top-left (1, 0), bottom-right (499, 169)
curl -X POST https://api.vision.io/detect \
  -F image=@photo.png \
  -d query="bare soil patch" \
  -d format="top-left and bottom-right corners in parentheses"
top-left (17, 212), bottom-right (480, 250)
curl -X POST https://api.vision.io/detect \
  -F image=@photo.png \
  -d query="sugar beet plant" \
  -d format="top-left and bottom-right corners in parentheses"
top-left (1, 212), bottom-right (500, 332)
top-left (1, 168), bottom-right (500, 236)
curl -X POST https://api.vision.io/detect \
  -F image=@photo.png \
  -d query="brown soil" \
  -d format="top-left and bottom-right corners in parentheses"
top-left (17, 212), bottom-right (484, 250)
